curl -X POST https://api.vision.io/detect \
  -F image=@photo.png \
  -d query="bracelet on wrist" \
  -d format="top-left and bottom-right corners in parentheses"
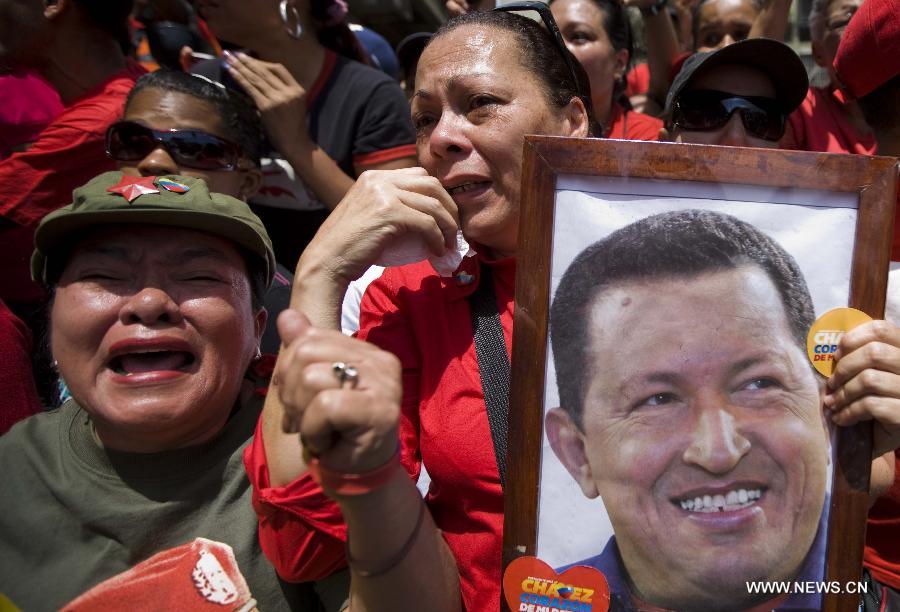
top-left (306, 447), bottom-right (402, 496)
top-left (346, 500), bottom-right (427, 578)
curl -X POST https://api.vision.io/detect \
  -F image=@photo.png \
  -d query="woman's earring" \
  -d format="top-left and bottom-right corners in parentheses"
top-left (279, 0), bottom-right (303, 40)
top-left (254, 346), bottom-right (262, 361)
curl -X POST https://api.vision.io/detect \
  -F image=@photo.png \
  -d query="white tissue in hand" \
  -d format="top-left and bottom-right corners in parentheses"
top-left (374, 231), bottom-right (473, 277)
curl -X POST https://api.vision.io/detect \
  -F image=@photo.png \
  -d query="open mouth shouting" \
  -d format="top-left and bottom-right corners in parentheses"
top-left (106, 338), bottom-right (198, 383)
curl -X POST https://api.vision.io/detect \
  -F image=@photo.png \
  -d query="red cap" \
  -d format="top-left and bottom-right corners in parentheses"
top-left (833, 0), bottom-right (900, 99)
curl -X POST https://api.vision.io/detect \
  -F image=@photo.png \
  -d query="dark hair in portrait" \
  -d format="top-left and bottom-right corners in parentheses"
top-left (432, 10), bottom-right (601, 136)
top-left (550, 209), bottom-right (816, 427)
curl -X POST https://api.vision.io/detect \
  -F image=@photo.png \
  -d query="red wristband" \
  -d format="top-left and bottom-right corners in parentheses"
top-left (306, 449), bottom-right (402, 496)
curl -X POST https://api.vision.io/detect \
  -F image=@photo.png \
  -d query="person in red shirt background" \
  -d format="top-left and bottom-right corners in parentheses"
top-left (0, 0), bottom-right (145, 310)
top-left (834, 0), bottom-right (900, 608)
top-left (550, 0), bottom-right (664, 140)
top-left (0, 71), bottom-right (63, 160)
top-left (782, 0), bottom-right (875, 154)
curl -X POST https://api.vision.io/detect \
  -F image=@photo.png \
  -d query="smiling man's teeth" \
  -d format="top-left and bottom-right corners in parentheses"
top-left (678, 489), bottom-right (762, 512)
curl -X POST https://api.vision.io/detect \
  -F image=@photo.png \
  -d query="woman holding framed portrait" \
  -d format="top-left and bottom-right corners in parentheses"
top-left (250, 6), bottom-right (595, 611)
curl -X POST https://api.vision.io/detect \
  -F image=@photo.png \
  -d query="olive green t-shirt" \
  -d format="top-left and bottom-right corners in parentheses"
top-left (0, 396), bottom-right (348, 611)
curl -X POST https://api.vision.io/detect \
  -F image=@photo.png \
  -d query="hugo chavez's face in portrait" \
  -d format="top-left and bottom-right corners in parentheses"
top-left (547, 265), bottom-right (829, 610)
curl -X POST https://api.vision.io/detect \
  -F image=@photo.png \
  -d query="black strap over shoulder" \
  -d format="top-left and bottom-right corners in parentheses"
top-left (469, 264), bottom-right (511, 490)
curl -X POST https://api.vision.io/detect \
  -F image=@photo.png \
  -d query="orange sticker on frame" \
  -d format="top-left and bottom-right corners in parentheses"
top-left (806, 307), bottom-right (872, 377)
top-left (503, 555), bottom-right (610, 612)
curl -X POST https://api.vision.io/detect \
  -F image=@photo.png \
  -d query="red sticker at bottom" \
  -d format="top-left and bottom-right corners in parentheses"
top-left (503, 555), bottom-right (610, 612)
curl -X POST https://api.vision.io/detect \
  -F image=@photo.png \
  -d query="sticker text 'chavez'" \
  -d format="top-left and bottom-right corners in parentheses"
top-left (519, 575), bottom-right (594, 612)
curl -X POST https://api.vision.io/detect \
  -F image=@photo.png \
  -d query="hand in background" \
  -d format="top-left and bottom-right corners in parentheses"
top-left (224, 50), bottom-right (311, 158)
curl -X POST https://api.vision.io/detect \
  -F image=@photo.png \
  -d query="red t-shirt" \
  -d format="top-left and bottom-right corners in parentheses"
top-left (606, 103), bottom-right (663, 141)
top-left (0, 61), bottom-right (146, 305)
top-left (626, 63), bottom-right (651, 98)
top-left (246, 253), bottom-right (513, 610)
top-left (784, 86), bottom-right (876, 155)
top-left (0, 299), bottom-right (41, 435)
top-left (0, 72), bottom-right (63, 159)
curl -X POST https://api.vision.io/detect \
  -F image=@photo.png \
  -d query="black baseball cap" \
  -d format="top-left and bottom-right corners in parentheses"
top-left (664, 38), bottom-right (809, 117)
top-left (396, 32), bottom-right (432, 77)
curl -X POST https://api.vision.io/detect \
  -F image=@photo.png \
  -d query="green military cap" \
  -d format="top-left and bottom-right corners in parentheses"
top-left (31, 171), bottom-right (276, 288)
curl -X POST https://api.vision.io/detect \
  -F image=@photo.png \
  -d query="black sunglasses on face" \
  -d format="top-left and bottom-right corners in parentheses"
top-left (492, 1), bottom-right (587, 102)
top-left (106, 121), bottom-right (246, 171)
top-left (672, 90), bottom-right (787, 142)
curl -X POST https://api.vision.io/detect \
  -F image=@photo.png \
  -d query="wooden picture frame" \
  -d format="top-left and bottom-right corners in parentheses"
top-left (503, 137), bottom-right (898, 612)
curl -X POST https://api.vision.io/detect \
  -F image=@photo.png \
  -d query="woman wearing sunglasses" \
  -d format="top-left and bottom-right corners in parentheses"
top-left (661, 38), bottom-right (808, 148)
top-left (550, 0), bottom-right (663, 140)
top-left (107, 69), bottom-right (295, 356)
top-left (245, 7), bottom-right (596, 611)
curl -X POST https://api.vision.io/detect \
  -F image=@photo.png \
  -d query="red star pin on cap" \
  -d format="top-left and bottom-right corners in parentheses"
top-left (106, 175), bottom-right (160, 203)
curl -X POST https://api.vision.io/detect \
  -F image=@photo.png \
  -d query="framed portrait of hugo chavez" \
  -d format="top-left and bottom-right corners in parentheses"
top-left (502, 138), bottom-right (899, 612)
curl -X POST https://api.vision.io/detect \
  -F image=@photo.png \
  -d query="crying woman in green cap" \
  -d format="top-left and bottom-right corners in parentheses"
top-left (0, 171), bottom-right (349, 611)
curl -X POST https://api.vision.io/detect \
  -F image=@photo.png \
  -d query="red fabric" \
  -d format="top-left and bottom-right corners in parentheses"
top-left (0, 299), bottom-right (41, 435)
top-left (783, 86), bottom-right (877, 154)
top-left (864, 453), bottom-right (900, 589)
top-left (626, 63), bottom-right (651, 97)
top-left (606, 104), bottom-right (663, 141)
top-left (670, 51), bottom-right (693, 84)
top-left (0, 61), bottom-right (146, 305)
top-left (357, 253), bottom-right (514, 611)
top-left (0, 72), bottom-right (63, 159)
top-left (242, 418), bottom-right (348, 581)
top-left (833, 0), bottom-right (900, 99)
top-left (61, 538), bottom-right (254, 611)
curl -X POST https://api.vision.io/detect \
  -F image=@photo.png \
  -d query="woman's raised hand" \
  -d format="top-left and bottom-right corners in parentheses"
top-left (224, 51), bottom-right (310, 158)
top-left (299, 167), bottom-right (460, 286)
top-left (275, 309), bottom-right (402, 476)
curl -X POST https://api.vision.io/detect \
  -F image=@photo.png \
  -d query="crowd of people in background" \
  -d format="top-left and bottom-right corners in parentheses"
top-left (0, 0), bottom-right (899, 610)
